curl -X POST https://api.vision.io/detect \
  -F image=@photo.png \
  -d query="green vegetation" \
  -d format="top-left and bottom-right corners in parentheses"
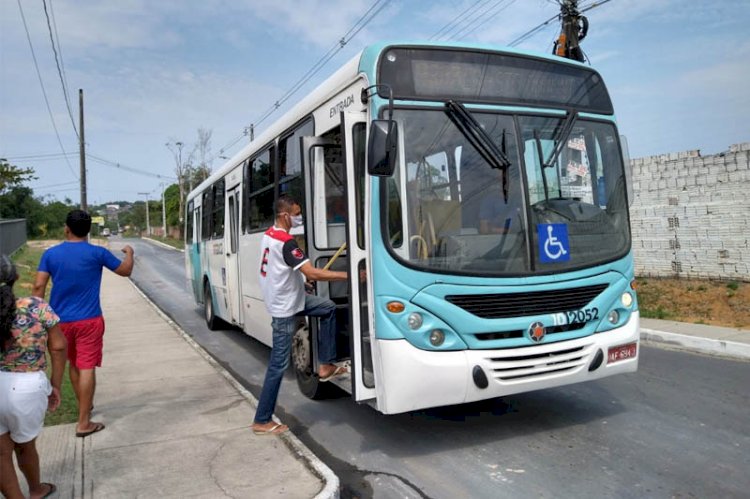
top-left (640, 305), bottom-right (674, 320)
top-left (148, 235), bottom-right (185, 250)
top-left (10, 245), bottom-right (78, 426)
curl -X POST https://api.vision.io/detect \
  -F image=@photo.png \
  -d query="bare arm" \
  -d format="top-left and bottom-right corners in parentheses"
top-left (299, 261), bottom-right (347, 282)
top-left (114, 245), bottom-right (135, 277)
top-left (32, 271), bottom-right (50, 298)
top-left (46, 323), bottom-right (67, 412)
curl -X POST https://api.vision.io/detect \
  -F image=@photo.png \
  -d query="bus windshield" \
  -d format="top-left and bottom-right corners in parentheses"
top-left (384, 108), bottom-right (630, 275)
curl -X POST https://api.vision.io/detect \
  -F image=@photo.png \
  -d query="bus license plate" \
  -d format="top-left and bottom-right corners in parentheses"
top-left (608, 342), bottom-right (637, 364)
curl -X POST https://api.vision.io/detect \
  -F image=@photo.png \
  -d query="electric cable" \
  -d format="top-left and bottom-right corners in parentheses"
top-left (86, 153), bottom-right (177, 180)
top-left (42, 0), bottom-right (78, 139)
top-left (430, 0), bottom-right (492, 41)
top-left (454, 0), bottom-right (518, 42)
top-left (213, 0), bottom-right (391, 164)
top-left (16, 0), bottom-right (78, 179)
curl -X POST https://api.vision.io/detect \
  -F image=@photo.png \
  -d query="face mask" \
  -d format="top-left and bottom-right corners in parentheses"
top-left (290, 214), bottom-right (304, 228)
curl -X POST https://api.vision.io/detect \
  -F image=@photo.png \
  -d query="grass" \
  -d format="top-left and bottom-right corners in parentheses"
top-left (10, 244), bottom-right (79, 426)
top-left (144, 234), bottom-right (185, 250)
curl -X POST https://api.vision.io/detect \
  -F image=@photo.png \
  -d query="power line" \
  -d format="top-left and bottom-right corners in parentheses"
top-left (252, 0), bottom-right (390, 130)
top-left (430, 0), bottom-right (491, 40)
top-left (508, 12), bottom-right (560, 46)
top-left (430, 0), bottom-right (491, 41)
top-left (508, 0), bottom-right (613, 48)
top-left (212, 0), bottom-right (391, 164)
top-left (30, 180), bottom-right (79, 190)
top-left (214, 0), bottom-right (391, 162)
top-left (5, 152), bottom-right (76, 160)
top-left (454, 0), bottom-right (518, 41)
top-left (42, 0), bottom-right (78, 139)
top-left (16, 0), bottom-right (78, 180)
top-left (86, 153), bottom-right (177, 181)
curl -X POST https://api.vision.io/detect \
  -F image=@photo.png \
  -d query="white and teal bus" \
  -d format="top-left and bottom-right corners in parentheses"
top-left (185, 41), bottom-right (639, 414)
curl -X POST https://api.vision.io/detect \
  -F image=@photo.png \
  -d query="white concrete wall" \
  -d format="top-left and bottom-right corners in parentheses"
top-left (630, 142), bottom-right (750, 281)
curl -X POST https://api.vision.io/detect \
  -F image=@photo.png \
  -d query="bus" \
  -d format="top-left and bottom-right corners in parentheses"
top-left (185, 41), bottom-right (639, 414)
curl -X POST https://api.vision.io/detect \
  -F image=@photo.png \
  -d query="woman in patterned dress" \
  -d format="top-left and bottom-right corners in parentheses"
top-left (0, 254), bottom-right (66, 499)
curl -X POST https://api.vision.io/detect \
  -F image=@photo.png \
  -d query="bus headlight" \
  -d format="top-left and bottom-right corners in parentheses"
top-left (621, 292), bottom-right (633, 307)
top-left (608, 310), bottom-right (620, 324)
top-left (429, 330), bottom-right (445, 346)
top-left (407, 313), bottom-right (423, 330)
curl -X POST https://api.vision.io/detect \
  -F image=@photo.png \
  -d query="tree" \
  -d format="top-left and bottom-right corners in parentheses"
top-left (164, 184), bottom-right (181, 228)
top-left (166, 128), bottom-right (214, 237)
top-left (0, 159), bottom-right (35, 194)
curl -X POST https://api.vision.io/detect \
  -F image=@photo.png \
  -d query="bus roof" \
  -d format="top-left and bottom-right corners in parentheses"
top-left (188, 41), bottom-right (601, 202)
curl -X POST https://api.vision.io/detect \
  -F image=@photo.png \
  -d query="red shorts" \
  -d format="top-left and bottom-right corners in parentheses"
top-left (61, 317), bottom-right (105, 369)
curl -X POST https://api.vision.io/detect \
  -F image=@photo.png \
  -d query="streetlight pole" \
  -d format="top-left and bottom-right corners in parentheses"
top-left (138, 192), bottom-right (150, 236)
top-left (161, 182), bottom-right (167, 237)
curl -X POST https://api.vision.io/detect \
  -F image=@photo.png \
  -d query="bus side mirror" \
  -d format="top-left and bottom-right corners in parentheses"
top-left (368, 119), bottom-right (398, 176)
top-left (620, 135), bottom-right (634, 206)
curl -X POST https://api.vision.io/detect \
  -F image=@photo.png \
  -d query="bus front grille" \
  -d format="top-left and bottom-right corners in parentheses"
top-left (485, 344), bottom-right (591, 382)
top-left (473, 321), bottom-right (587, 343)
top-left (446, 284), bottom-right (608, 319)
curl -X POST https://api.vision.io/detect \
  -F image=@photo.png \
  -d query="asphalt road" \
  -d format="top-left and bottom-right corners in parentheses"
top-left (116, 237), bottom-right (750, 498)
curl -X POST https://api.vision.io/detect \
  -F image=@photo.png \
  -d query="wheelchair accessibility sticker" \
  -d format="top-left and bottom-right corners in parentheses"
top-left (538, 223), bottom-right (570, 263)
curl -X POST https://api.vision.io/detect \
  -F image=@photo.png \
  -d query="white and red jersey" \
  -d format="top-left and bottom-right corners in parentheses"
top-left (258, 226), bottom-right (309, 318)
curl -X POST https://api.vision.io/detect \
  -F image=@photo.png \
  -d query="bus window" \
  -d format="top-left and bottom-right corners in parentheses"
top-left (186, 200), bottom-right (194, 242)
top-left (352, 122), bottom-right (367, 249)
top-left (211, 179), bottom-right (225, 239)
top-left (201, 191), bottom-right (212, 241)
top-left (278, 120), bottom-right (313, 204)
top-left (313, 127), bottom-right (346, 250)
top-left (245, 149), bottom-right (275, 231)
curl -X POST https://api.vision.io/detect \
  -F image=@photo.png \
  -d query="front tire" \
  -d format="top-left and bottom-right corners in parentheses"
top-left (292, 320), bottom-right (328, 399)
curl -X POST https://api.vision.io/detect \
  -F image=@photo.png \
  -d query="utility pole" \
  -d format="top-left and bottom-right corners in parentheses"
top-left (138, 192), bottom-right (150, 236)
top-left (79, 89), bottom-right (87, 211)
top-left (161, 182), bottom-right (167, 237)
top-left (553, 0), bottom-right (588, 62)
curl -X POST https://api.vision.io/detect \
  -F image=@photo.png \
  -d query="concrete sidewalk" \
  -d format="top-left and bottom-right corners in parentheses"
top-left (20, 271), bottom-right (337, 498)
top-left (640, 317), bottom-right (750, 360)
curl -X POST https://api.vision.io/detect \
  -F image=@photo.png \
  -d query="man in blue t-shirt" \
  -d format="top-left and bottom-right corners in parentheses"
top-left (32, 210), bottom-right (134, 438)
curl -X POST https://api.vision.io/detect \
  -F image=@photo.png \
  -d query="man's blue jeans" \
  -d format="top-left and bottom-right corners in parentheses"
top-left (254, 294), bottom-right (337, 424)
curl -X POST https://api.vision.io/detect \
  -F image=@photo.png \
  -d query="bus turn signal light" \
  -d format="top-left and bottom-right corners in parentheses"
top-left (386, 301), bottom-right (405, 313)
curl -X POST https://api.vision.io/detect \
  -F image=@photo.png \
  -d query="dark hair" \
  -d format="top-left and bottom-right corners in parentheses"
top-left (66, 209), bottom-right (92, 237)
top-left (0, 254), bottom-right (18, 353)
top-left (275, 195), bottom-right (299, 216)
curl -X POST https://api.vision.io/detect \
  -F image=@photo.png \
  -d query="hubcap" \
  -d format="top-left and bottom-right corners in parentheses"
top-left (292, 324), bottom-right (311, 374)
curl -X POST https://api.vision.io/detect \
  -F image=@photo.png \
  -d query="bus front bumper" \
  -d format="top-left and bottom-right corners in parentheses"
top-left (375, 311), bottom-right (640, 414)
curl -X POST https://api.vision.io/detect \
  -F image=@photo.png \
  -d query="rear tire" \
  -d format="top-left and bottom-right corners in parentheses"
top-left (292, 320), bottom-right (329, 399)
top-left (203, 282), bottom-right (221, 330)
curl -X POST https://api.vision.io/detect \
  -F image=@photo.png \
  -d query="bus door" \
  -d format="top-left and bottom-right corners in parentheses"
top-left (189, 201), bottom-right (203, 302)
top-left (342, 111), bottom-right (376, 403)
top-left (300, 136), bottom-right (349, 385)
top-left (225, 187), bottom-right (242, 325)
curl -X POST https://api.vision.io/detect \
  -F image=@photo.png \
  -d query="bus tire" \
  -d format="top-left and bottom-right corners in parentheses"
top-left (292, 320), bottom-right (329, 400)
top-left (203, 282), bottom-right (222, 330)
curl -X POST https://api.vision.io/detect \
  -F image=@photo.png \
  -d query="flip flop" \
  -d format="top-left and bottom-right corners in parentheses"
top-left (40, 482), bottom-right (57, 498)
top-left (319, 365), bottom-right (348, 382)
top-left (252, 423), bottom-right (288, 436)
top-left (76, 422), bottom-right (105, 438)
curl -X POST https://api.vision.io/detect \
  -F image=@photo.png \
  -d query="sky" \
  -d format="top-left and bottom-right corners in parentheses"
top-left (1, 0), bottom-right (749, 205)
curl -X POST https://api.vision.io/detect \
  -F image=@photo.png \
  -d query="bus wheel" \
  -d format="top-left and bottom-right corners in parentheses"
top-left (203, 282), bottom-right (221, 330)
top-left (292, 320), bottom-right (328, 399)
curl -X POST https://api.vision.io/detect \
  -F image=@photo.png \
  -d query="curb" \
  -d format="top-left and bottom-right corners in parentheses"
top-left (125, 279), bottom-right (340, 499)
top-left (141, 236), bottom-right (185, 252)
top-left (640, 328), bottom-right (750, 361)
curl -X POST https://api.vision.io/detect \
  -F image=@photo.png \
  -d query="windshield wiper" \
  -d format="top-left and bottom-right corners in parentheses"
top-left (544, 110), bottom-right (578, 170)
top-left (444, 100), bottom-right (511, 172)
